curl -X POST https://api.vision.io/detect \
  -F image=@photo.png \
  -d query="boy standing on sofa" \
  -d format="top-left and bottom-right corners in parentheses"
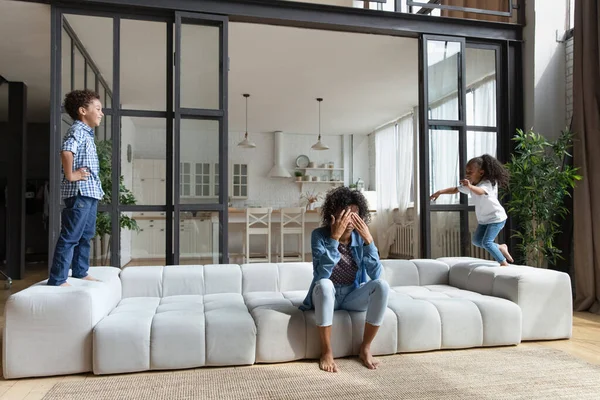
top-left (47, 89), bottom-right (105, 286)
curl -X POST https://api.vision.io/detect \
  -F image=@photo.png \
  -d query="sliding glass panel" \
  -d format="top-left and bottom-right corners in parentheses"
top-left (180, 23), bottom-right (220, 109)
top-left (122, 211), bottom-right (166, 267)
top-left (466, 48), bottom-right (496, 127)
top-left (429, 128), bottom-right (460, 204)
top-left (122, 117), bottom-right (166, 205)
top-left (121, 19), bottom-right (167, 111)
top-left (430, 211), bottom-right (463, 258)
top-left (179, 211), bottom-right (220, 264)
top-left (427, 39), bottom-right (462, 120)
top-left (179, 119), bottom-right (219, 204)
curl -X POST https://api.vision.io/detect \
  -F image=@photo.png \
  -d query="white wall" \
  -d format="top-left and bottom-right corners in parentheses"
top-left (523, 0), bottom-right (568, 140)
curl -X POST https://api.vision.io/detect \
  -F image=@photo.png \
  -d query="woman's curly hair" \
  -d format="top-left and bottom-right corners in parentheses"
top-left (320, 186), bottom-right (371, 228)
top-left (64, 89), bottom-right (100, 121)
top-left (468, 154), bottom-right (510, 188)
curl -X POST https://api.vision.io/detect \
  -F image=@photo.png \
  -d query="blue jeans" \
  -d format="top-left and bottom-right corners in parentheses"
top-left (312, 278), bottom-right (390, 327)
top-left (48, 195), bottom-right (98, 286)
top-left (472, 220), bottom-right (506, 263)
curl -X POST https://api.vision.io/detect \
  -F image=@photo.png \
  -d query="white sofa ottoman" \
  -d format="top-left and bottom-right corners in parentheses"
top-left (3, 267), bottom-right (122, 379)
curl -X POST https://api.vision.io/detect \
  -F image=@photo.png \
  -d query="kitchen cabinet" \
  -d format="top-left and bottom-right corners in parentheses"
top-left (231, 163), bottom-right (248, 199)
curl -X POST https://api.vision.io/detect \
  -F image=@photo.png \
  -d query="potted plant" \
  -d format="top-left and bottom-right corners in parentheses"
top-left (505, 128), bottom-right (581, 268)
top-left (294, 170), bottom-right (303, 182)
top-left (94, 139), bottom-right (139, 265)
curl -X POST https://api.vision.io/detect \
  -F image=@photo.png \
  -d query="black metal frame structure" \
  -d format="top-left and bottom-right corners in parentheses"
top-left (419, 35), bottom-right (509, 258)
top-left (44, 0), bottom-right (523, 268)
top-left (407, 0), bottom-right (514, 17)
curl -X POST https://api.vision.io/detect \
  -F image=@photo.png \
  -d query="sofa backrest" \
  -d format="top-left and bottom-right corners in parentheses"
top-left (241, 262), bottom-right (314, 293)
top-left (380, 259), bottom-right (449, 286)
top-left (119, 259), bottom-right (451, 298)
top-left (120, 264), bottom-right (242, 298)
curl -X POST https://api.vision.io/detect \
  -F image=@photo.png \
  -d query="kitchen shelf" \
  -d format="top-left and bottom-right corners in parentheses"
top-left (296, 181), bottom-right (344, 185)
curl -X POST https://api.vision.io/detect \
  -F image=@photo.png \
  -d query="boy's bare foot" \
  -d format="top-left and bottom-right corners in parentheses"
top-left (319, 352), bottom-right (338, 373)
top-left (498, 244), bottom-right (514, 263)
top-left (500, 261), bottom-right (509, 267)
top-left (59, 282), bottom-right (71, 287)
top-left (81, 275), bottom-right (101, 282)
top-left (359, 345), bottom-right (380, 370)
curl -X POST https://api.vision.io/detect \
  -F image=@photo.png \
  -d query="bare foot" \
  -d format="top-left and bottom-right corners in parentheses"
top-left (59, 282), bottom-right (71, 287)
top-left (498, 244), bottom-right (514, 263)
top-left (81, 275), bottom-right (101, 282)
top-left (319, 352), bottom-right (338, 373)
top-left (359, 346), bottom-right (380, 370)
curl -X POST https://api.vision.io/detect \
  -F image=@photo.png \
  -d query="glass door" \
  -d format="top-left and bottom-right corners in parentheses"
top-left (420, 35), bottom-right (503, 258)
top-left (174, 12), bottom-right (228, 265)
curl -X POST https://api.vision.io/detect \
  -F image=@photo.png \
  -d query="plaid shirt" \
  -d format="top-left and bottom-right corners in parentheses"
top-left (60, 120), bottom-right (105, 200)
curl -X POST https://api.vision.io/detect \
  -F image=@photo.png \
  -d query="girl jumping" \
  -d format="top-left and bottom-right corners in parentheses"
top-left (430, 154), bottom-right (513, 266)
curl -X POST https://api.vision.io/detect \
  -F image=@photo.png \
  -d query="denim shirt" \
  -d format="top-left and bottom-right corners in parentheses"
top-left (299, 226), bottom-right (382, 311)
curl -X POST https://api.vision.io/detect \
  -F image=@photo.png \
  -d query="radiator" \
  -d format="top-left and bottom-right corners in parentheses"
top-left (389, 223), bottom-right (494, 261)
top-left (441, 229), bottom-right (495, 260)
top-left (389, 223), bottom-right (414, 259)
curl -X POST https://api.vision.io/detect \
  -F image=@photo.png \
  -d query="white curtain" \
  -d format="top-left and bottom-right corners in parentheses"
top-left (467, 79), bottom-right (497, 161)
top-left (374, 115), bottom-right (414, 258)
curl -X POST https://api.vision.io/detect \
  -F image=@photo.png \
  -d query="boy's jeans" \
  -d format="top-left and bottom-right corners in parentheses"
top-left (471, 220), bottom-right (506, 263)
top-left (312, 278), bottom-right (390, 327)
top-left (48, 195), bottom-right (98, 286)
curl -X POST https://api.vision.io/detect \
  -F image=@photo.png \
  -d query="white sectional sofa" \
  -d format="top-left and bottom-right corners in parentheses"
top-left (3, 257), bottom-right (573, 379)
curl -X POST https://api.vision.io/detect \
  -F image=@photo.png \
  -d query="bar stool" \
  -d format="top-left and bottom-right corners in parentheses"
top-left (279, 207), bottom-right (306, 262)
top-left (244, 207), bottom-right (272, 263)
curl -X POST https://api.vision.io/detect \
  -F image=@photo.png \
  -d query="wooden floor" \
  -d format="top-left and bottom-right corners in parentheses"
top-left (0, 264), bottom-right (599, 400)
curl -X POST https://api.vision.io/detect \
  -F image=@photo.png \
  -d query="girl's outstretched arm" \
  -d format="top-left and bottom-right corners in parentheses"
top-left (430, 186), bottom-right (459, 201)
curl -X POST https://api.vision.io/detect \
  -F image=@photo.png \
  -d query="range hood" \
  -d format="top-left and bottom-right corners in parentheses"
top-left (268, 131), bottom-right (292, 178)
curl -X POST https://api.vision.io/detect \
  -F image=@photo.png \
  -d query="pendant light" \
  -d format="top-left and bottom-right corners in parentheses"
top-left (311, 97), bottom-right (329, 151)
top-left (238, 93), bottom-right (256, 149)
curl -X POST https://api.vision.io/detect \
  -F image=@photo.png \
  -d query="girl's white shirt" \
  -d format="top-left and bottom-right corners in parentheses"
top-left (458, 179), bottom-right (507, 224)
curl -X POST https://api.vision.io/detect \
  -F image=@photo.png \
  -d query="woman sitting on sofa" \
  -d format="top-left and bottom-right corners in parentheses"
top-left (300, 186), bottom-right (390, 373)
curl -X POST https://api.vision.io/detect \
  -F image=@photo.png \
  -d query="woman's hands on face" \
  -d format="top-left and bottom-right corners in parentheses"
top-left (330, 208), bottom-right (352, 241)
top-left (351, 213), bottom-right (373, 245)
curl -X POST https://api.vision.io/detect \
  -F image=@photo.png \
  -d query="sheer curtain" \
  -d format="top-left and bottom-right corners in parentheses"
top-left (467, 79), bottom-right (497, 162)
top-left (374, 114), bottom-right (414, 258)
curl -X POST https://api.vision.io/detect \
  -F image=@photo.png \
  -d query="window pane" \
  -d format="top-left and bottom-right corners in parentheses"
top-left (180, 119), bottom-right (219, 204)
top-left (431, 211), bottom-right (464, 259)
top-left (179, 211), bottom-right (220, 264)
top-left (467, 131), bottom-right (497, 161)
top-left (92, 212), bottom-right (112, 266)
top-left (63, 14), bottom-right (113, 99)
top-left (123, 117), bottom-right (166, 205)
top-left (61, 29), bottom-right (72, 99)
top-left (122, 212), bottom-right (166, 267)
top-left (429, 129), bottom-right (459, 205)
top-left (428, 40), bottom-right (461, 120)
top-left (86, 63), bottom-right (96, 90)
top-left (121, 19), bottom-right (166, 111)
top-left (73, 48), bottom-right (85, 90)
top-left (180, 23), bottom-right (220, 109)
top-left (466, 48), bottom-right (496, 127)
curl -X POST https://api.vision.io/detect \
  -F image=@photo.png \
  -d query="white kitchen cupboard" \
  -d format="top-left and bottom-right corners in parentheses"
top-left (231, 163), bottom-right (248, 199)
top-left (131, 218), bottom-right (166, 259)
top-left (132, 159), bottom-right (166, 205)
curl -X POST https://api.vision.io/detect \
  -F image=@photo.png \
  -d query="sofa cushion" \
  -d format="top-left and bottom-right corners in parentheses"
top-left (381, 259), bottom-right (449, 286)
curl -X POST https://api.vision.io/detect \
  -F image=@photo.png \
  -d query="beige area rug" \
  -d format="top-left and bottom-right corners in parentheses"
top-left (43, 347), bottom-right (600, 400)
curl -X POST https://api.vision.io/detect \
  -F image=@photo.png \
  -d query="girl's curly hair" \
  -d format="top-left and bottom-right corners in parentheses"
top-left (64, 89), bottom-right (100, 121)
top-left (320, 186), bottom-right (371, 228)
top-left (468, 154), bottom-right (510, 188)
